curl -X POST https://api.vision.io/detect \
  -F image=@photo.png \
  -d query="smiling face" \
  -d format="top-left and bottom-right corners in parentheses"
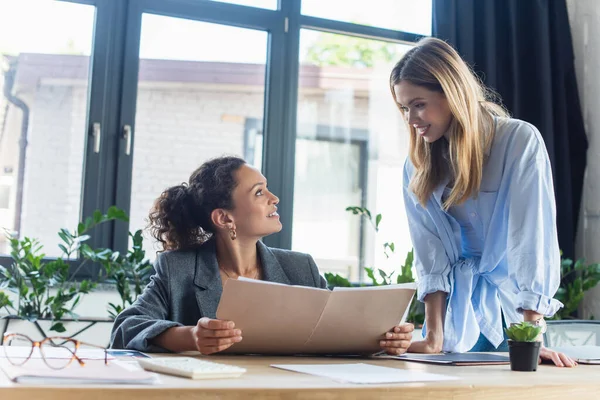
top-left (227, 164), bottom-right (282, 240)
top-left (393, 81), bottom-right (453, 143)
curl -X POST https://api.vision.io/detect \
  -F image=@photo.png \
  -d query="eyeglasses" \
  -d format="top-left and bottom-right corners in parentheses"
top-left (2, 332), bottom-right (108, 370)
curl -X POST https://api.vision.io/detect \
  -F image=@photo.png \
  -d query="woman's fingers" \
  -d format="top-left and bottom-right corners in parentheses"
top-left (380, 339), bottom-right (411, 350)
top-left (198, 317), bottom-right (235, 330)
top-left (560, 352), bottom-right (577, 367)
top-left (196, 317), bottom-right (242, 338)
top-left (193, 317), bottom-right (243, 355)
top-left (200, 342), bottom-right (237, 355)
top-left (200, 328), bottom-right (242, 338)
top-left (383, 345), bottom-right (409, 356)
top-left (384, 332), bottom-right (412, 341)
top-left (200, 336), bottom-right (243, 347)
top-left (539, 347), bottom-right (577, 367)
top-left (392, 323), bottom-right (415, 333)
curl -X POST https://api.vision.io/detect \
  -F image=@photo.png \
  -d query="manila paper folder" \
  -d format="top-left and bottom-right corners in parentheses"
top-left (216, 279), bottom-right (416, 355)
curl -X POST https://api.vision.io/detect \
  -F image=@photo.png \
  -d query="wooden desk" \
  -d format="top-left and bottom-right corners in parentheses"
top-left (1, 354), bottom-right (599, 399)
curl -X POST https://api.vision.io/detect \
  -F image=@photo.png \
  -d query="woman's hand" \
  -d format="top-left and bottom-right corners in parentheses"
top-left (408, 291), bottom-right (446, 354)
top-left (407, 329), bottom-right (443, 353)
top-left (190, 317), bottom-right (243, 355)
top-left (380, 323), bottom-right (414, 355)
top-left (539, 346), bottom-right (577, 367)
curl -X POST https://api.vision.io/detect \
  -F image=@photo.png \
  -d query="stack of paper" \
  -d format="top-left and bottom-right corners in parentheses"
top-left (0, 358), bottom-right (158, 384)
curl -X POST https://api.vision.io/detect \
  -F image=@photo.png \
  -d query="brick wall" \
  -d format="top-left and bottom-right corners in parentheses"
top-left (19, 84), bottom-right (85, 254)
top-left (10, 74), bottom-right (411, 281)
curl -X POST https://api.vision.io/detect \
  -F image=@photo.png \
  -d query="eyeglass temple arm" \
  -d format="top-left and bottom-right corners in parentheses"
top-left (49, 337), bottom-right (109, 366)
top-left (75, 340), bottom-right (109, 365)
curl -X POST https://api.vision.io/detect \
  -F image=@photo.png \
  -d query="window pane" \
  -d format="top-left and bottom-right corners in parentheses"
top-left (293, 30), bottom-right (413, 281)
top-left (301, 0), bottom-right (432, 36)
top-left (209, 0), bottom-right (277, 10)
top-left (130, 14), bottom-right (268, 258)
top-left (0, 0), bottom-right (95, 256)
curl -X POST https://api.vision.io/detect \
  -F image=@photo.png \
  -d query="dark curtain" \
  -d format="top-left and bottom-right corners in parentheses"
top-left (433, 0), bottom-right (588, 260)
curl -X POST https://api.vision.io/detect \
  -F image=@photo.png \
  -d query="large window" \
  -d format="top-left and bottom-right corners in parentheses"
top-left (0, 0), bottom-right (432, 281)
top-left (292, 30), bottom-right (414, 280)
top-left (0, 0), bottom-right (95, 257)
top-left (301, 0), bottom-right (432, 36)
top-left (128, 14), bottom-right (269, 257)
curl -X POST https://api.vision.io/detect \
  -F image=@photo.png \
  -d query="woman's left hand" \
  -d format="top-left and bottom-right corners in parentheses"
top-left (539, 346), bottom-right (577, 367)
top-left (380, 323), bottom-right (414, 355)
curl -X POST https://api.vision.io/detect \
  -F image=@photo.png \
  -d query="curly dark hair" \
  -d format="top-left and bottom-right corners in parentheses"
top-left (148, 156), bottom-right (246, 251)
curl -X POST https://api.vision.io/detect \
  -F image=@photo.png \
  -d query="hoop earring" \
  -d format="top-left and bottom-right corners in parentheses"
top-left (229, 227), bottom-right (237, 241)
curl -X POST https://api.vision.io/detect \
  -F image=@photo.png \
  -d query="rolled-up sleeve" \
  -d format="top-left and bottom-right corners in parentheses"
top-left (505, 130), bottom-right (563, 317)
top-left (110, 253), bottom-right (183, 352)
top-left (403, 161), bottom-right (451, 302)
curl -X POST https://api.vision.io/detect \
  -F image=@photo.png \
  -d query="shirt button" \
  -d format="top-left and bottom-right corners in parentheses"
top-left (470, 212), bottom-right (477, 217)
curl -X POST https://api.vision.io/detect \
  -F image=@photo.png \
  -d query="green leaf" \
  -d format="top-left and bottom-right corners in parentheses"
top-left (324, 272), bottom-right (352, 288)
top-left (76, 234), bottom-right (91, 243)
top-left (58, 244), bottom-right (69, 255)
top-left (107, 206), bottom-right (129, 222)
top-left (49, 322), bottom-right (67, 333)
top-left (375, 214), bottom-right (382, 230)
top-left (93, 210), bottom-right (103, 224)
top-left (0, 291), bottom-right (13, 309)
top-left (77, 222), bottom-right (86, 236)
top-left (378, 268), bottom-right (388, 283)
top-left (505, 321), bottom-right (542, 342)
top-left (58, 230), bottom-right (70, 245)
top-left (363, 267), bottom-right (377, 286)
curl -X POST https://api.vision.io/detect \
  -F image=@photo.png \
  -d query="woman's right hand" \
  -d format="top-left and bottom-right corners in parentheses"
top-left (190, 317), bottom-right (243, 355)
top-left (407, 331), bottom-right (443, 353)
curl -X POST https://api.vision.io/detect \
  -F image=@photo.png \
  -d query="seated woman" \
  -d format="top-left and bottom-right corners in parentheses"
top-left (110, 156), bottom-right (413, 355)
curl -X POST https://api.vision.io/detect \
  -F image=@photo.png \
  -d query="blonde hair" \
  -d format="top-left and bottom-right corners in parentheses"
top-left (390, 37), bottom-right (508, 209)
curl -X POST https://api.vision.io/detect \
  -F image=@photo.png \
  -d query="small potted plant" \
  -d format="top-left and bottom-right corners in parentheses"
top-left (505, 321), bottom-right (543, 371)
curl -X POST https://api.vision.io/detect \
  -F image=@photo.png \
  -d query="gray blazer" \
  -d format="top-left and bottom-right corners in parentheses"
top-left (109, 239), bottom-right (327, 352)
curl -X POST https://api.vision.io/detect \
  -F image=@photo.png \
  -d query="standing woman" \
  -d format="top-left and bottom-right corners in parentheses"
top-left (110, 156), bottom-right (413, 355)
top-left (390, 37), bottom-right (575, 367)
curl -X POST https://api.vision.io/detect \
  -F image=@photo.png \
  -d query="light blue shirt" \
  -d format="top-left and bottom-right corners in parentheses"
top-left (403, 117), bottom-right (563, 353)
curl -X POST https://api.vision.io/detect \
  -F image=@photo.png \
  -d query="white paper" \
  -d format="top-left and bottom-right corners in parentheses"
top-left (0, 358), bottom-right (158, 385)
top-left (1, 345), bottom-right (114, 360)
top-left (271, 363), bottom-right (459, 384)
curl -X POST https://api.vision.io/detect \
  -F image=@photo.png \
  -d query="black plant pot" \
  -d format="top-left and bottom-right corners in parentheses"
top-left (508, 340), bottom-right (541, 371)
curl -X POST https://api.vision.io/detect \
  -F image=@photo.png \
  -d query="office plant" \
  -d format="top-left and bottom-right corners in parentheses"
top-left (324, 206), bottom-right (424, 326)
top-left (0, 207), bottom-right (128, 332)
top-left (505, 321), bottom-right (543, 371)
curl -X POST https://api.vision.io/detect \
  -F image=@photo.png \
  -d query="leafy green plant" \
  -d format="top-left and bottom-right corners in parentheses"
top-left (102, 230), bottom-right (153, 319)
top-left (551, 255), bottom-right (600, 320)
top-left (505, 321), bottom-right (542, 342)
top-left (325, 206), bottom-right (424, 325)
top-left (0, 207), bottom-right (128, 332)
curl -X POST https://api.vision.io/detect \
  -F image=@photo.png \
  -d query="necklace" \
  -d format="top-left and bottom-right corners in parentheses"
top-left (219, 267), bottom-right (261, 280)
